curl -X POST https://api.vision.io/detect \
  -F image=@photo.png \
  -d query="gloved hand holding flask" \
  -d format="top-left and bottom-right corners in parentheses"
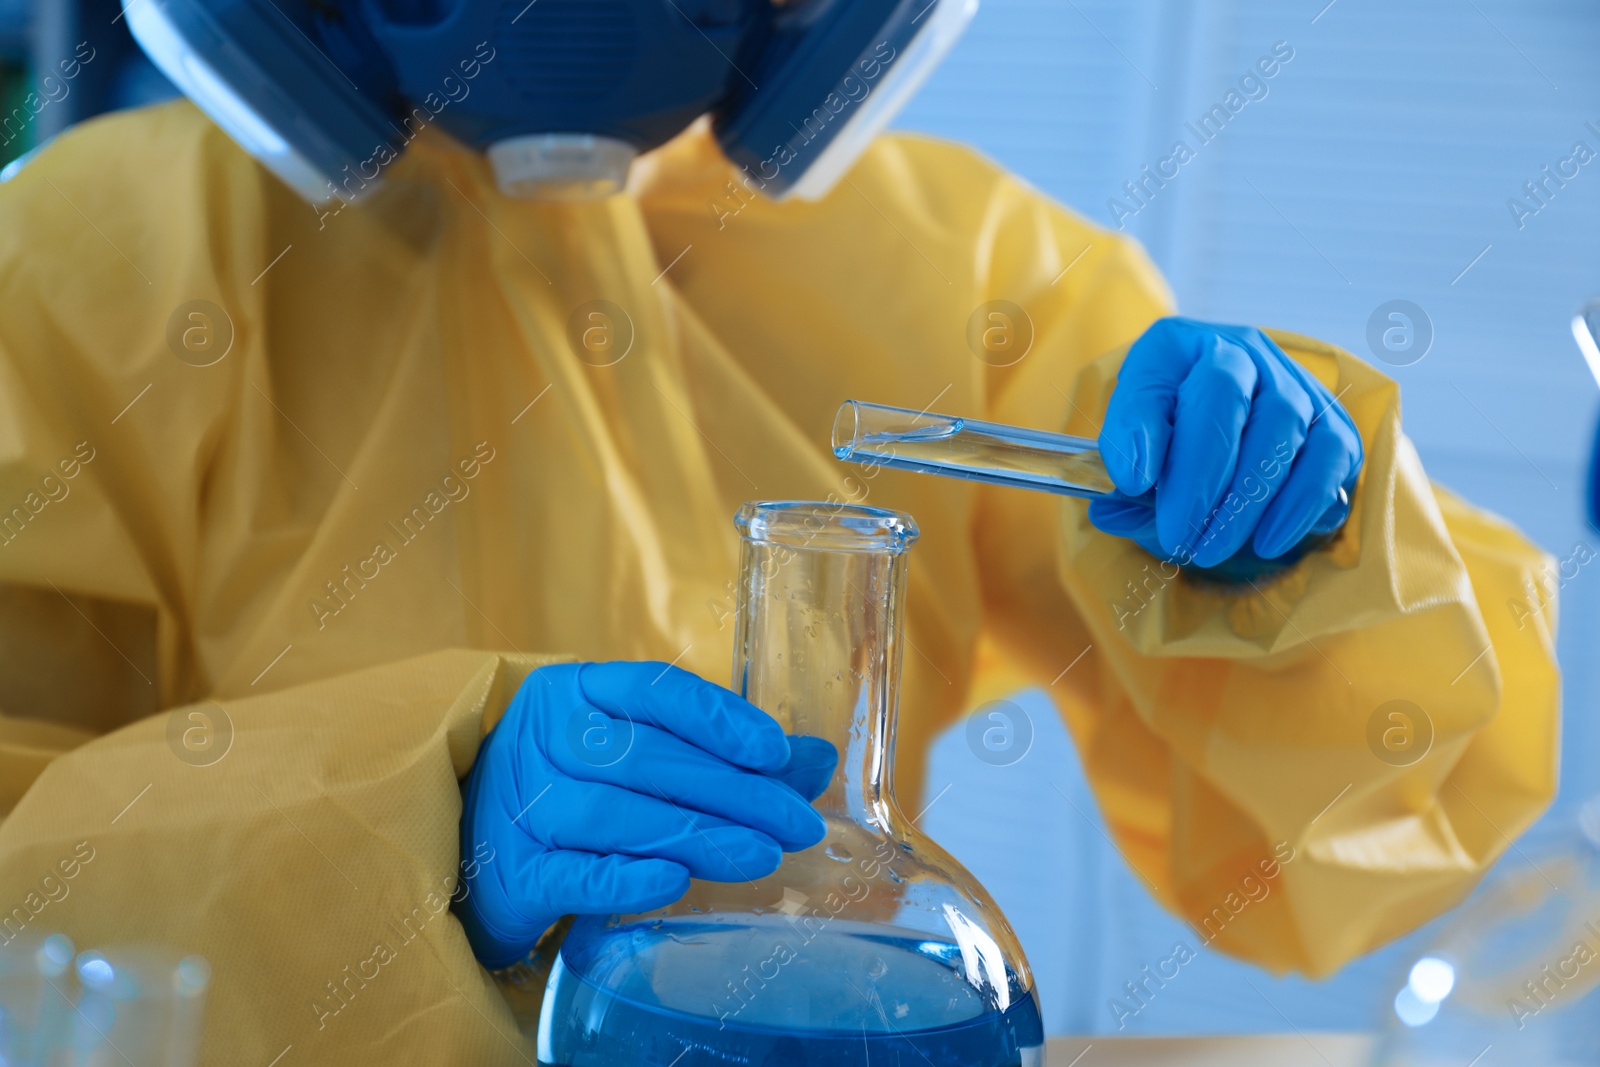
top-left (455, 661), bottom-right (837, 968)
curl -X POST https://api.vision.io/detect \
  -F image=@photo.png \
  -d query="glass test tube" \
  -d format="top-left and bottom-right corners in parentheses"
top-left (832, 399), bottom-right (1119, 500)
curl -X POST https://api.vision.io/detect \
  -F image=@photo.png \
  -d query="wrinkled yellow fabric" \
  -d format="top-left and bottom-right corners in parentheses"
top-left (0, 101), bottom-right (1556, 1061)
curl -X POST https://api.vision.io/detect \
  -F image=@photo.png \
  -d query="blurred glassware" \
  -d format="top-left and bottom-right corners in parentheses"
top-left (1570, 300), bottom-right (1600, 391)
top-left (71, 947), bottom-right (210, 1067)
top-left (1369, 796), bottom-right (1600, 1067)
top-left (1573, 300), bottom-right (1600, 531)
top-left (0, 936), bottom-right (209, 1067)
top-left (0, 933), bottom-right (74, 1067)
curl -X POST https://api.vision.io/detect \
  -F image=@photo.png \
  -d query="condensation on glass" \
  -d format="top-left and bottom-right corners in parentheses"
top-left (538, 501), bottom-right (1044, 1066)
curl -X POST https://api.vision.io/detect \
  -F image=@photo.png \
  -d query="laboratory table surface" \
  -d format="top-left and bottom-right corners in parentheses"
top-left (1045, 1033), bottom-right (1374, 1065)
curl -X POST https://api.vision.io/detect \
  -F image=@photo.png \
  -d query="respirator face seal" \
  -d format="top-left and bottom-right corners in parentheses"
top-left (122, 0), bottom-right (976, 204)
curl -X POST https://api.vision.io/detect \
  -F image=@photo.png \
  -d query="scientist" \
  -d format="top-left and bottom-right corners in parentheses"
top-left (0, 0), bottom-right (1556, 1061)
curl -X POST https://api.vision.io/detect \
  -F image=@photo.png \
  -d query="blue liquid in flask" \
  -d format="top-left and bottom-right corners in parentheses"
top-left (537, 915), bottom-right (1045, 1066)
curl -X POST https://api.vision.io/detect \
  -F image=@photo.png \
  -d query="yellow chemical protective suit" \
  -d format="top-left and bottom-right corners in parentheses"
top-left (0, 102), bottom-right (1558, 1062)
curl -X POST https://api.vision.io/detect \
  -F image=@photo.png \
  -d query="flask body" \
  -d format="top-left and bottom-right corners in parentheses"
top-left (538, 502), bottom-right (1044, 1066)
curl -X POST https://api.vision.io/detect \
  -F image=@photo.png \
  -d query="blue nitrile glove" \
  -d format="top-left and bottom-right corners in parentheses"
top-left (1089, 317), bottom-right (1363, 574)
top-left (455, 661), bottom-right (837, 968)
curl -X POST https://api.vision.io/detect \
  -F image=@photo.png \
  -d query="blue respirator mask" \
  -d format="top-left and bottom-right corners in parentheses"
top-left (122, 0), bottom-right (976, 205)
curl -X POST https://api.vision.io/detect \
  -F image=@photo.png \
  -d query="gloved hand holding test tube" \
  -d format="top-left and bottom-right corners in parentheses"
top-left (833, 399), bottom-right (1349, 576)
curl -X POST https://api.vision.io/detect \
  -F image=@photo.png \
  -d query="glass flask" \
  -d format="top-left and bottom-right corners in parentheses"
top-left (1369, 796), bottom-right (1600, 1067)
top-left (538, 501), bottom-right (1045, 1066)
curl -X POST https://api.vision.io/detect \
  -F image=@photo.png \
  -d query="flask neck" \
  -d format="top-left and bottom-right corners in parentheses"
top-left (731, 503), bottom-right (917, 832)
